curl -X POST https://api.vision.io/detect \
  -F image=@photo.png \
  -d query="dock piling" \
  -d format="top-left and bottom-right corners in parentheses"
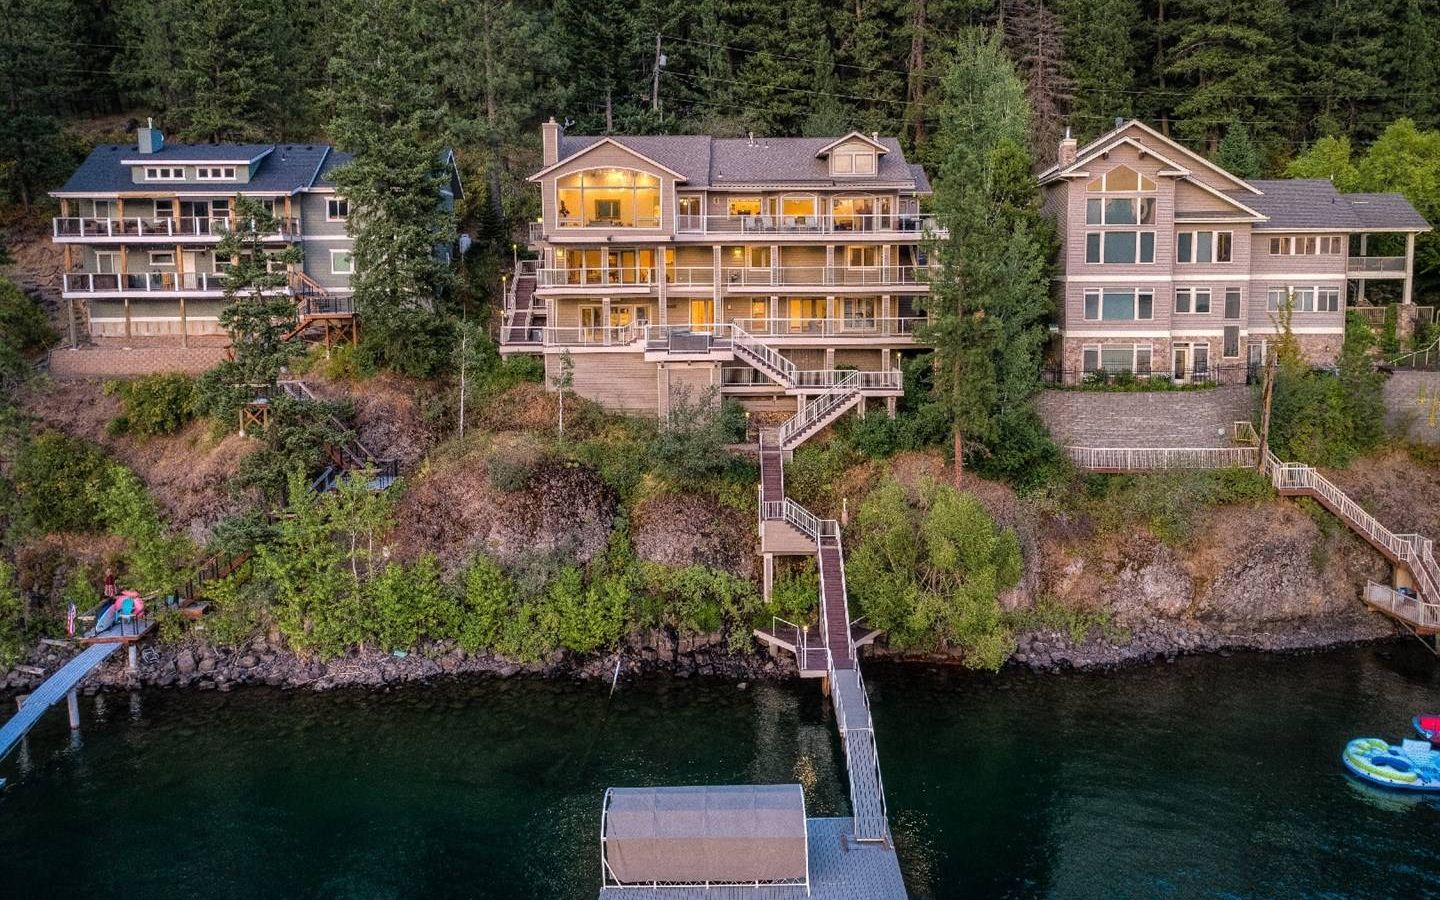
top-left (66, 690), bottom-right (79, 730)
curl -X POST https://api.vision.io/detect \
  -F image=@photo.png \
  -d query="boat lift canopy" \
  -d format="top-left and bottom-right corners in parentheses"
top-left (601, 784), bottom-right (809, 887)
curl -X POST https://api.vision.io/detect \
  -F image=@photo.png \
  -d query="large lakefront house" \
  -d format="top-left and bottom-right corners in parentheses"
top-left (502, 119), bottom-right (937, 417)
top-left (50, 121), bottom-right (462, 349)
top-left (1039, 120), bottom-right (1430, 383)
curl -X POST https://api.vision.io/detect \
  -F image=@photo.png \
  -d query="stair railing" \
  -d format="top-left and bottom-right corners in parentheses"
top-left (777, 370), bottom-right (861, 447)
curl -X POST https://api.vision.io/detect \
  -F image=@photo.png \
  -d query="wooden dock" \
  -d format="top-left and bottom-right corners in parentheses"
top-left (0, 643), bottom-right (119, 761)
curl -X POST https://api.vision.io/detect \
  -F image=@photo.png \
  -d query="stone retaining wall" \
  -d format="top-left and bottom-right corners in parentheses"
top-left (47, 345), bottom-right (229, 379)
top-left (1036, 385), bottom-right (1255, 449)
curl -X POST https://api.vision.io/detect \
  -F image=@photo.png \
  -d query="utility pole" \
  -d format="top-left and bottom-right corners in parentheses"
top-left (651, 33), bottom-right (664, 113)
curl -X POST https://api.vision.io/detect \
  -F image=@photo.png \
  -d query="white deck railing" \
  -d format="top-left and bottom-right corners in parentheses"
top-left (1365, 581), bottom-right (1440, 630)
top-left (777, 370), bottom-right (861, 448)
top-left (1065, 446), bottom-right (1258, 471)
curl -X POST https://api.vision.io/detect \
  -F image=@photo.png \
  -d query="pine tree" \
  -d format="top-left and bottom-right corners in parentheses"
top-left (0, 0), bottom-right (80, 209)
top-left (197, 197), bottom-right (303, 424)
top-left (323, 0), bottom-right (456, 377)
top-left (1002, 0), bottom-right (1072, 161)
top-left (1163, 0), bottom-right (1296, 152)
top-left (1057, 0), bottom-right (1139, 141)
top-left (1294, 0), bottom-right (1387, 141)
top-left (920, 28), bottom-right (1056, 484)
top-left (832, 0), bottom-right (907, 136)
top-left (1390, 0), bottom-right (1440, 130)
top-left (1214, 121), bottom-right (1263, 179)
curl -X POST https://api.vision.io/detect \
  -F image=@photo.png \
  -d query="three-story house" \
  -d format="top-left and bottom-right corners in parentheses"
top-left (1038, 120), bottom-right (1430, 383)
top-left (505, 119), bottom-right (939, 418)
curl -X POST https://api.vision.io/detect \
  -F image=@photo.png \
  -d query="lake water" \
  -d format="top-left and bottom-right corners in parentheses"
top-left (2, 643), bottom-right (1439, 898)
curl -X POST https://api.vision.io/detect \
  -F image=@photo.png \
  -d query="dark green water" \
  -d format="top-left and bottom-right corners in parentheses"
top-left (2, 644), bottom-right (1439, 899)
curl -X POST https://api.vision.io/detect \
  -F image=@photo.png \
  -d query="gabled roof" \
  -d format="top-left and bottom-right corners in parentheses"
top-left (533, 132), bottom-right (929, 191)
top-left (527, 136), bottom-right (691, 182)
top-left (1176, 176), bottom-right (1267, 222)
top-left (813, 131), bottom-right (889, 157)
top-left (1038, 119), bottom-right (1258, 194)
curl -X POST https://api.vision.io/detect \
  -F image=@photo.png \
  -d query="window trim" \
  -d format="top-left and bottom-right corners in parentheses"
top-left (1174, 287), bottom-right (1212, 315)
top-left (1083, 287), bottom-right (1155, 322)
top-left (330, 249), bottom-right (355, 275)
top-left (143, 166), bottom-right (185, 182)
top-left (1177, 230), bottom-right (1233, 265)
top-left (1223, 325), bottom-right (1241, 359)
top-left (195, 166), bottom-right (238, 180)
top-left (1085, 230), bottom-right (1157, 264)
top-left (1082, 342), bottom-right (1154, 374)
top-left (148, 250), bottom-right (176, 267)
top-left (326, 197), bottom-right (349, 222)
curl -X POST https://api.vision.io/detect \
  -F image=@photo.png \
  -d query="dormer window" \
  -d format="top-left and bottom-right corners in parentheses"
top-left (833, 149), bottom-right (876, 176)
top-left (196, 166), bottom-right (237, 180)
top-left (144, 166), bottom-right (184, 181)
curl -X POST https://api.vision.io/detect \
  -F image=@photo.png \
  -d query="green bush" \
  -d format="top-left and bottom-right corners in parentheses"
top-left (10, 432), bottom-right (112, 533)
top-left (0, 561), bottom-right (28, 667)
top-left (105, 374), bottom-right (199, 436)
top-left (767, 564), bottom-right (819, 624)
top-left (1268, 312), bottom-right (1386, 468)
top-left (98, 466), bottom-right (194, 594)
top-left (486, 449), bottom-right (538, 492)
top-left (846, 478), bottom-right (1023, 669)
top-left (0, 280), bottom-right (55, 387)
top-left (368, 554), bottom-right (457, 650)
top-left (648, 388), bottom-right (748, 485)
top-left (1078, 468), bottom-right (1271, 544)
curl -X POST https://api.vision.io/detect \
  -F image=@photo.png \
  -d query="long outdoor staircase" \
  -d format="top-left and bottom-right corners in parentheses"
top-left (754, 402), bottom-right (891, 842)
top-left (501, 260), bottom-right (542, 345)
top-left (1264, 450), bottom-right (1440, 640)
top-left (276, 380), bottom-right (398, 491)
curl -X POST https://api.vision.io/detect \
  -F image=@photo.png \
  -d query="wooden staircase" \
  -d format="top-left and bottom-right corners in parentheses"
top-left (501, 261), bottom-right (542, 346)
top-left (276, 380), bottom-right (398, 491)
top-left (731, 325), bottom-right (868, 450)
top-left (285, 272), bottom-right (356, 348)
top-left (1265, 451), bottom-right (1440, 643)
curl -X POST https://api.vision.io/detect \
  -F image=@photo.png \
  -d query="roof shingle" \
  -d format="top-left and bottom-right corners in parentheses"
top-left (56, 142), bottom-right (343, 195)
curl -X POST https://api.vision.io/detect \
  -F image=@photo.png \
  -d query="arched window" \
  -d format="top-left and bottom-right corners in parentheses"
top-left (556, 168), bottom-right (661, 228)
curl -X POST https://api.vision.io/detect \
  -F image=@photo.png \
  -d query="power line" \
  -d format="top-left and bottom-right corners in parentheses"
top-left (660, 32), bottom-right (1423, 104)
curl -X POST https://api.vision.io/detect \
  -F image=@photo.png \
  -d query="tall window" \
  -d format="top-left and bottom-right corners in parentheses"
top-left (1085, 165), bottom-right (1157, 265)
top-left (1224, 288), bottom-right (1242, 319)
top-left (1083, 288), bottom-right (1154, 321)
top-left (555, 168), bottom-right (661, 228)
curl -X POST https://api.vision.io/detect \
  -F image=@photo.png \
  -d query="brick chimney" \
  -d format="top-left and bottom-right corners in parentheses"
top-left (137, 117), bottom-right (164, 154)
top-left (542, 116), bottom-right (562, 167)
top-left (1058, 126), bottom-right (1077, 167)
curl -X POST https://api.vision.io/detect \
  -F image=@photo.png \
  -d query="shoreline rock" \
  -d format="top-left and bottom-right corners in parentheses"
top-left (0, 614), bottom-right (1408, 698)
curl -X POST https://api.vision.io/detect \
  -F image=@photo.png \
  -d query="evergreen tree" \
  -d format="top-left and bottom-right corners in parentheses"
top-left (1214, 121), bottom-right (1263, 179)
top-left (832, 0), bottom-right (907, 136)
top-left (0, 0), bottom-right (80, 209)
top-left (1002, 0), bottom-right (1072, 160)
top-left (1057, 0), bottom-right (1139, 141)
top-left (1163, 0), bottom-right (1295, 152)
top-left (323, 0), bottom-right (457, 377)
top-left (116, 0), bottom-right (299, 142)
top-left (1390, 0), bottom-right (1440, 130)
top-left (197, 197), bottom-right (303, 425)
top-left (1294, 0), bottom-right (1387, 141)
top-left (920, 29), bottom-right (1056, 484)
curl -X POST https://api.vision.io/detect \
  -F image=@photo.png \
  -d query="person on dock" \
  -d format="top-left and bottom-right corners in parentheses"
top-left (103, 569), bottom-right (117, 602)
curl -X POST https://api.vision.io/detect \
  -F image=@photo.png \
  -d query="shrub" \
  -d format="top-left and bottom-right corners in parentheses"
top-left (486, 449), bottom-right (538, 492)
top-left (640, 562), bottom-right (763, 652)
top-left (846, 478), bottom-right (1023, 669)
top-left (0, 561), bottom-right (27, 667)
top-left (1078, 468), bottom-right (1271, 543)
top-left (648, 388), bottom-right (748, 485)
top-left (98, 466), bottom-right (193, 595)
top-left (105, 374), bottom-right (199, 437)
top-left (459, 552), bottom-right (517, 653)
top-left (0, 281), bottom-right (55, 388)
top-left (368, 554), bottom-right (457, 650)
top-left (1268, 312), bottom-right (1387, 468)
top-left (10, 433), bottom-right (111, 533)
top-left (767, 564), bottom-right (819, 624)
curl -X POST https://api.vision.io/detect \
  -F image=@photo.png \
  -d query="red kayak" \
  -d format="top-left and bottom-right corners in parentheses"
top-left (1415, 715), bottom-right (1440, 740)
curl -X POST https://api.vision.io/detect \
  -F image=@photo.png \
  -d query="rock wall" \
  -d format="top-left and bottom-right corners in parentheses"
top-left (1035, 385), bottom-right (1255, 448)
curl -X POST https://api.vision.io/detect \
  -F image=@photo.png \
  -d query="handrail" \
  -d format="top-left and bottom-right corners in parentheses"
top-left (1065, 446), bottom-right (1258, 471)
top-left (777, 370), bottom-right (861, 447)
top-left (1390, 335), bottom-right (1440, 370)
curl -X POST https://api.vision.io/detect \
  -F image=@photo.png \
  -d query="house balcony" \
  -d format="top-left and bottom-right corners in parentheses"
top-left (53, 216), bottom-right (301, 243)
top-left (678, 214), bottom-right (942, 238)
top-left (731, 316), bottom-right (925, 343)
top-left (529, 215), bottom-right (946, 244)
top-left (1347, 256), bottom-right (1408, 277)
top-left (720, 366), bottom-right (903, 393)
top-left (62, 271), bottom-right (254, 298)
top-left (534, 266), bottom-right (927, 293)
